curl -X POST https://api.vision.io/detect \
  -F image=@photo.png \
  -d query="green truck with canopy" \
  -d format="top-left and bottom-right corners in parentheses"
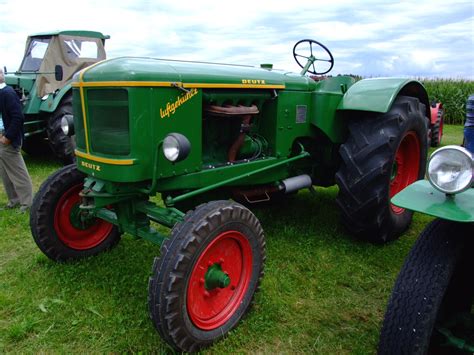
top-left (4, 30), bottom-right (109, 163)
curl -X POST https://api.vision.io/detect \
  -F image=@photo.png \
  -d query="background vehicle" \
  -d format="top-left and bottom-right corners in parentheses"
top-left (4, 30), bottom-right (109, 163)
top-left (378, 98), bottom-right (474, 354)
top-left (31, 39), bottom-right (434, 352)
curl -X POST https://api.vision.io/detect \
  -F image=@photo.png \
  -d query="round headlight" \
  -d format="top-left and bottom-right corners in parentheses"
top-left (163, 133), bottom-right (191, 162)
top-left (427, 145), bottom-right (473, 194)
top-left (61, 114), bottom-right (74, 136)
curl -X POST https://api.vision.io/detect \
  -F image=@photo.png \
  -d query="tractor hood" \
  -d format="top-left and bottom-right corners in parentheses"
top-left (74, 57), bottom-right (317, 91)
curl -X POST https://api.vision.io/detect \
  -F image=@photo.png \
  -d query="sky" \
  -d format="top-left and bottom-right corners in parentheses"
top-left (0, 0), bottom-right (473, 79)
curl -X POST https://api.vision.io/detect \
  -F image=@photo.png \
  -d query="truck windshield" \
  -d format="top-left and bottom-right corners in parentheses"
top-left (20, 37), bottom-right (51, 72)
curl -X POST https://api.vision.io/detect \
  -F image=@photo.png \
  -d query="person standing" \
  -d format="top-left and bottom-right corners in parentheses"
top-left (0, 68), bottom-right (33, 212)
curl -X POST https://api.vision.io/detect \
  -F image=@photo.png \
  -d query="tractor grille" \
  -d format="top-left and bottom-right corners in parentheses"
top-left (87, 89), bottom-right (130, 156)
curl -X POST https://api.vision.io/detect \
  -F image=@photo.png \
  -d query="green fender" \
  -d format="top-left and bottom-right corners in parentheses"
top-left (337, 77), bottom-right (430, 118)
top-left (39, 82), bottom-right (72, 113)
top-left (392, 180), bottom-right (474, 222)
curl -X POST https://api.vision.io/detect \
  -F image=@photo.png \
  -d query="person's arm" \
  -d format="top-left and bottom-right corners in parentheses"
top-left (2, 89), bottom-right (23, 144)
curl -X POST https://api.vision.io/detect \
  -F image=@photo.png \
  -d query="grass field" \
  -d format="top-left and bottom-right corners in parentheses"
top-left (0, 125), bottom-right (465, 353)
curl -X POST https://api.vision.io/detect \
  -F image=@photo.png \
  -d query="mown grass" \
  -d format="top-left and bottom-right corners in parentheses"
top-left (0, 125), bottom-right (464, 353)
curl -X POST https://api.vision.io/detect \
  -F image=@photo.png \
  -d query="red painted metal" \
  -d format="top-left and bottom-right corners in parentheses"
top-left (54, 184), bottom-right (114, 250)
top-left (186, 230), bottom-right (253, 330)
top-left (390, 131), bottom-right (421, 214)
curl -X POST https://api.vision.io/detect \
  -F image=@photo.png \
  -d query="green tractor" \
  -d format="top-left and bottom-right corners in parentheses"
top-left (31, 39), bottom-right (434, 352)
top-left (4, 30), bottom-right (109, 163)
top-left (378, 97), bottom-right (474, 354)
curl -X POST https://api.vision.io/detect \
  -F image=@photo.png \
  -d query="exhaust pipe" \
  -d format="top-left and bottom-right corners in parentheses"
top-left (280, 174), bottom-right (313, 194)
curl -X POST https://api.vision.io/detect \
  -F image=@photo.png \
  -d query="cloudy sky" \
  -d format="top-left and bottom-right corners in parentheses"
top-left (1, 0), bottom-right (473, 79)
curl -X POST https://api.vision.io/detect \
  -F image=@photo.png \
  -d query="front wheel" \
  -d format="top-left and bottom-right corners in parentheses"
top-left (30, 165), bottom-right (121, 262)
top-left (148, 200), bottom-right (266, 352)
top-left (336, 95), bottom-right (428, 243)
top-left (47, 95), bottom-right (76, 165)
top-left (378, 219), bottom-right (474, 354)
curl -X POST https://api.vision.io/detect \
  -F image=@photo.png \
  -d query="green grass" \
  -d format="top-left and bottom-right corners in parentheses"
top-left (0, 125), bottom-right (464, 353)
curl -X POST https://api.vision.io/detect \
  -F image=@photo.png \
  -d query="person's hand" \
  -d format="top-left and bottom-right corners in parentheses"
top-left (0, 135), bottom-right (10, 145)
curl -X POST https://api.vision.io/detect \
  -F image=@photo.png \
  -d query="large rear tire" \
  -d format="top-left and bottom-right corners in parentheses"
top-left (148, 200), bottom-right (265, 352)
top-left (47, 95), bottom-right (76, 165)
top-left (378, 219), bottom-right (474, 354)
top-left (336, 95), bottom-right (428, 243)
top-left (430, 106), bottom-right (444, 147)
top-left (30, 165), bottom-right (121, 262)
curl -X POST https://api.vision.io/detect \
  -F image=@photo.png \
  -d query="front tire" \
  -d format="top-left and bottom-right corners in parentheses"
top-left (30, 165), bottom-right (121, 262)
top-left (378, 219), bottom-right (474, 354)
top-left (148, 200), bottom-right (266, 352)
top-left (336, 96), bottom-right (428, 243)
top-left (47, 95), bottom-right (76, 165)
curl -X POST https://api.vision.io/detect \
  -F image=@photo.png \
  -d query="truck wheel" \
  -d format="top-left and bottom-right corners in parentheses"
top-left (22, 135), bottom-right (52, 158)
top-left (47, 95), bottom-right (76, 165)
top-left (378, 219), bottom-right (474, 354)
top-left (430, 107), bottom-right (444, 147)
top-left (148, 200), bottom-right (265, 352)
top-left (30, 165), bottom-right (121, 262)
top-left (336, 95), bottom-right (428, 243)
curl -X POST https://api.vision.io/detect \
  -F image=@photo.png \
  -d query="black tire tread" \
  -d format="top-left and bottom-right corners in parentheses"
top-left (30, 164), bottom-right (121, 262)
top-left (148, 200), bottom-right (266, 352)
top-left (47, 95), bottom-right (75, 165)
top-left (336, 95), bottom-right (428, 243)
top-left (378, 219), bottom-right (473, 354)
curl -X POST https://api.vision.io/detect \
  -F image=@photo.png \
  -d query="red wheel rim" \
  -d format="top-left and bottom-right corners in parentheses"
top-left (390, 131), bottom-right (421, 214)
top-left (54, 184), bottom-right (114, 250)
top-left (187, 230), bottom-right (253, 330)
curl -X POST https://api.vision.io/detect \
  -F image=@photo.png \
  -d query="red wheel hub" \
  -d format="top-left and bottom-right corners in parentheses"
top-left (54, 184), bottom-right (114, 250)
top-left (390, 131), bottom-right (421, 214)
top-left (187, 230), bottom-right (253, 330)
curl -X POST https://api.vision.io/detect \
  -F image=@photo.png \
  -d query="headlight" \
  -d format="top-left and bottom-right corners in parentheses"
top-left (163, 133), bottom-right (191, 162)
top-left (427, 145), bottom-right (473, 194)
top-left (61, 114), bottom-right (74, 136)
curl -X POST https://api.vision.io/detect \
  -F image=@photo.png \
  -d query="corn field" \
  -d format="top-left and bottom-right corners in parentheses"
top-left (421, 79), bottom-right (474, 125)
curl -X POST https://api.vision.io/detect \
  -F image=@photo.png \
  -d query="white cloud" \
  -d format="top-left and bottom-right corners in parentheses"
top-left (0, 0), bottom-right (472, 78)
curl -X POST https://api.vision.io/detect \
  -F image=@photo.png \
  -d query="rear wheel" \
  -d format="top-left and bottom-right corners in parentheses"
top-left (431, 107), bottom-right (444, 147)
top-left (47, 95), bottom-right (76, 165)
top-left (336, 95), bottom-right (428, 243)
top-left (148, 200), bottom-right (265, 352)
top-left (30, 165), bottom-right (121, 262)
top-left (378, 219), bottom-right (474, 354)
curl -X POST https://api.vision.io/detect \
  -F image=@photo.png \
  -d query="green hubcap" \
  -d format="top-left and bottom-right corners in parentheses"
top-left (204, 263), bottom-right (231, 290)
top-left (69, 204), bottom-right (96, 230)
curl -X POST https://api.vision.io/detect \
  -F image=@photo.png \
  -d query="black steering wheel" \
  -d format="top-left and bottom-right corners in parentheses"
top-left (293, 39), bottom-right (334, 75)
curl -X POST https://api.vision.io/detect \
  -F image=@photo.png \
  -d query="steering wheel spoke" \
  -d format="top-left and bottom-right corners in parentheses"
top-left (293, 39), bottom-right (334, 75)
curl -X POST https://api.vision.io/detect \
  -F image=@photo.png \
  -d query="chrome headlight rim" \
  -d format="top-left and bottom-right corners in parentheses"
top-left (60, 114), bottom-right (74, 137)
top-left (163, 133), bottom-right (191, 162)
top-left (427, 145), bottom-right (473, 194)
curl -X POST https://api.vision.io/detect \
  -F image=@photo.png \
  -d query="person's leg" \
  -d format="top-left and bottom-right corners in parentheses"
top-left (0, 143), bottom-right (21, 206)
top-left (0, 144), bottom-right (33, 208)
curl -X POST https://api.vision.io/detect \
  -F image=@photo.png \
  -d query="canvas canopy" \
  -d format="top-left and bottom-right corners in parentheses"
top-left (24, 34), bottom-right (106, 97)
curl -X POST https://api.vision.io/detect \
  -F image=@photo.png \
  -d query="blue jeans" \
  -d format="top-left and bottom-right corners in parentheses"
top-left (464, 126), bottom-right (474, 154)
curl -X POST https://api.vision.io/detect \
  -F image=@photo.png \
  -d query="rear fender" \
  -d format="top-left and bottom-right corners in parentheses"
top-left (337, 78), bottom-right (430, 118)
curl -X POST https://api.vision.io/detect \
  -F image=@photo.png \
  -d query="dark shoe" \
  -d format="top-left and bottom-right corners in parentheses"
top-left (18, 205), bottom-right (30, 214)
